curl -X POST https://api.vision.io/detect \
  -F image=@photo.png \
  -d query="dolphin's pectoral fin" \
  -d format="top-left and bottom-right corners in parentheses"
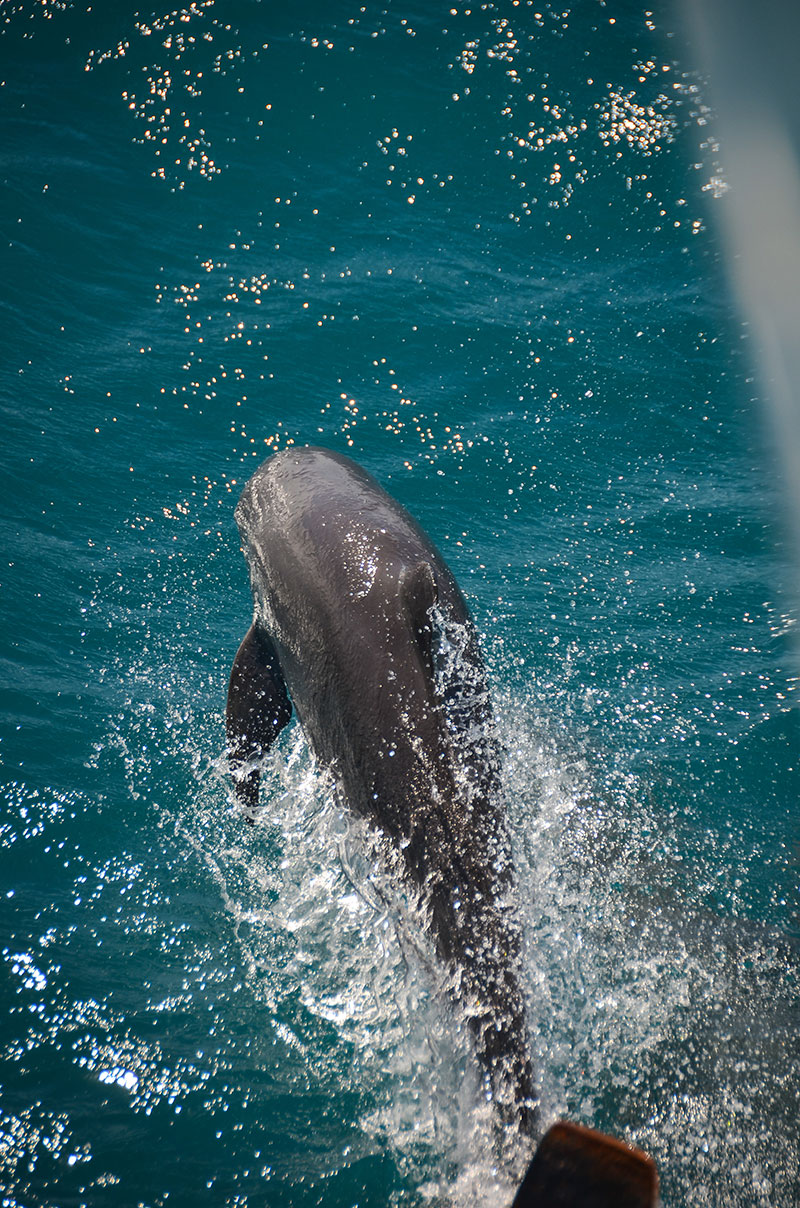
top-left (226, 624), bottom-right (292, 815)
top-left (400, 560), bottom-right (439, 680)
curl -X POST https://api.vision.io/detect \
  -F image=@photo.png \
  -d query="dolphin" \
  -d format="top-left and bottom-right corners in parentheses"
top-left (226, 446), bottom-right (536, 1133)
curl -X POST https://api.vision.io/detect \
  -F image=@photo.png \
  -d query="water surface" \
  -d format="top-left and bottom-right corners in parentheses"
top-left (1, 2), bottom-right (798, 1205)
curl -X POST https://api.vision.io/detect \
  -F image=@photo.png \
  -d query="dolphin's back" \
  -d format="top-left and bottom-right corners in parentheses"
top-left (234, 449), bottom-right (485, 835)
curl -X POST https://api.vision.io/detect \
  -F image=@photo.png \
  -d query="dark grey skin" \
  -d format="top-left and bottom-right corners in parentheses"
top-left (227, 447), bottom-right (536, 1135)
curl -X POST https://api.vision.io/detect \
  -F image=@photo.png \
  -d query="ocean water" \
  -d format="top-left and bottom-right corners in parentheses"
top-left (1, 2), bottom-right (798, 1205)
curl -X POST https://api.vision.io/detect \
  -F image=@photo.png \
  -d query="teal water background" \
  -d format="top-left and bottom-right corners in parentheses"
top-left (1, 2), bottom-right (798, 1205)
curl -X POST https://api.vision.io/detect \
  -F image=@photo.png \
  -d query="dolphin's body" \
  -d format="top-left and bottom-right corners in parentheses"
top-left (227, 447), bottom-right (535, 1131)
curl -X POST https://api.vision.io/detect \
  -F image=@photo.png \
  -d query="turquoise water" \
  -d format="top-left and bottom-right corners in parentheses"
top-left (1, 2), bottom-right (798, 1205)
